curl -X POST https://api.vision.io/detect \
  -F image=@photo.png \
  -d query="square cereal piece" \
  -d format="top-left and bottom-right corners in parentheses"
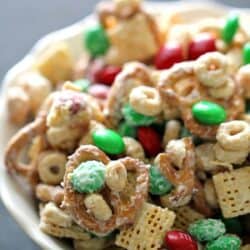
top-left (213, 166), bottom-right (250, 218)
top-left (35, 41), bottom-right (73, 84)
top-left (115, 202), bottom-right (176, 250)
top-left (173, 206), bottom-right (204, 231)
top-left (106, 13), bottom-right (158, 65)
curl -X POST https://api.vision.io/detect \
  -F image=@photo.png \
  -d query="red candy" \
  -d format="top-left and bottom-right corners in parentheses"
top-left (154, 43), bottom-right (184, 70)
top-left (88, 84), bottom-right (110, 100)
top-left (165, 230), bottom-right (198, 250)
top-left (188, 33), bottom-right (216, 60)
top-left (96, 65), bottom-right (121, 85)
top-left (137, 127), bottom-right (162, 157)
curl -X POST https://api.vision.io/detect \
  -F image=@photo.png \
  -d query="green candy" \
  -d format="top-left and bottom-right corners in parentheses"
top-left (243, 42), bottom-right (250, 65)
top-left (192, 101), bottom-right (226, 125)
top-left (70, 160), bottom-right (105, 193)
top-left (92, 128), bottom-right (125, 155)
top-left (221, 13), bottom-right (239, 44)
top-left (73, 79), bottom-right (90, 92)
top-left (122, 104), bottom-right (156, 126)
top-left (222, 218), bottom-right (242, 235)
top-left (118, 122), bottom-right (137, 138)
top-left (149, 165), bottom-right (172, 195)
top-left (205, 235), bottom-right (241, 250)
top-left (188, 219), bottom-right (226, 242)
top-left (84, 24), bottom-right (110, 57)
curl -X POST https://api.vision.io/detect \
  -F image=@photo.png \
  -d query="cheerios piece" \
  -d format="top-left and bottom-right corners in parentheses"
top-left (163, 120), bottom-right (181, 148)
top-left (216, 121), bottom-right (250, 151)
top-left (84, 194), bottom-right (112, 221)
top-left (194, 52), bottom-right (228, 87)
top-left (123, 137), bottom-right (145, 160)
top-left (208, 77), bottom-right (235, 99)
top-left (105, 161), bottom-right (127, 192)
top-left (237, 64), bottom-right (250, 98)
top-left (37, 151), bottom-right (67, 185)
top-left (129, 86), bottom-right (162, 116)
top-left (204, 179), bottom-right (219, 209)
top-left (214, 143), bottom-right (248, 164)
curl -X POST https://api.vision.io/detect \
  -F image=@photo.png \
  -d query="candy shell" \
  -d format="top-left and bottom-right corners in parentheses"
top-left (192, 101), bottom-right (226, 125)
top-left (165, 230), bottom-right (198, 250)
top-left (188, 219), bottom-right (226, 242)
top-left (149, 165), bottom-right (172, 195)
top-left (92, 128), bottom-right (125, 155)
top-left (70, 160), bottom-right (105, 193)
top-left (205, 235), bottom-right (241, 250)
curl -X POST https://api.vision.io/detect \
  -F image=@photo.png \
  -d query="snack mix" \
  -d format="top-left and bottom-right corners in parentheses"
top-left (4, 0), bottom-right (250, 249)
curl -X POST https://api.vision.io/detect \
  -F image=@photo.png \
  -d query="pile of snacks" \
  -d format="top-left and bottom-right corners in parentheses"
top-left (4, 0), bottom-right (250, 249)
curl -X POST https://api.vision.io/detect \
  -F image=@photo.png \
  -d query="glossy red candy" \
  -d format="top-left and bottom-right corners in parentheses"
top-left (96, 65), bottom-right (121, 85)
top-left (137, 127), bottom-right (162, 157)
top-left (88, 84), bottom-right (110, 100)
top-left (188, 33), bottom-right (216, 60)
top-left (154, 43), bottom-right (184, 70)
top-left (165, 230), bottom-right (198, 250)
top-left (88, 60), bottom-right (121, 85)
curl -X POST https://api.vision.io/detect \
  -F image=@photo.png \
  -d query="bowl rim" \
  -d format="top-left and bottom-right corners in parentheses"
top-left (0, 1), bottom-right (249, 249)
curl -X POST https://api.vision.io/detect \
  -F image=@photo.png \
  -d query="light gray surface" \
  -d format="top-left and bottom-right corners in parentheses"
top-left (0, 0), bottom-right (250, 249)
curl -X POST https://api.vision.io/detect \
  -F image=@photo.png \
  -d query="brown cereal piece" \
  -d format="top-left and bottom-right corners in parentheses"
top-left (40, 202), bottom-right (72, 228)
top-left (158, 58), bottom-right (245, 139)
top-left (159, 138), bottom-right (196, 208)
top-left (35, 42), bottom-right (73, 84)
top-left (105, 62), bottom-right (154, 128)
top-left (115, 202), bottom-right (175, 250)
top-left (5, 116), bottom-right (47, 185)
top-left (63, 145), bottom-right (149, 236)
top-left (173, 206), bottom-right (204, 231)
top-left (213, 167), bottom-right (250, 218)
top-left (36, 184), bottom-right (64, 206)
top-left (105, 13), bottom-right (159, 66)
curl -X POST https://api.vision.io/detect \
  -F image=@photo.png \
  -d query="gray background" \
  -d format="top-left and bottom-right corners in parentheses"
top-left (0, 0), bottom-right (249, 249)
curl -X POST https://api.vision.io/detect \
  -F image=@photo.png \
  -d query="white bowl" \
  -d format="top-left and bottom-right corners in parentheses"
top-left (0, 1), bottom-right (248, 249)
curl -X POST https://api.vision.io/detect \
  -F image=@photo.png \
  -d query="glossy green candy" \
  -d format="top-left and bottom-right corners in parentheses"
top-left (149, 165), bottom-right (172, 195)
top-left (188, 219), bottom-right (226, 242)
top-left (70, 160), bottom-right (105, 193)
top-left (221, 13), bottom-right (239, 44)
top-left (205, 235), bottom-right (241, 250)
top-left (73, 79), bottom-right (90, 92)
top-left (122, 104), bottom-right (156, 126)
top-left (243, 42), bottom-right (250, 65)
top-left (192, 101), bottom-right (226, 125)
top-left (222, 218), bottom-right (242, 235)
top-left (118, 122), bottom-right (137, 138)
top-left (92, 128), bottom-right (125, 155)
top-left (84, 24), bottom-right (110, 57)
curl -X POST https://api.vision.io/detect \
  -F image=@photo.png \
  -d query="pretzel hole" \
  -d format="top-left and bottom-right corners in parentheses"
top-left (49, 165), bottom-right (60, 175)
